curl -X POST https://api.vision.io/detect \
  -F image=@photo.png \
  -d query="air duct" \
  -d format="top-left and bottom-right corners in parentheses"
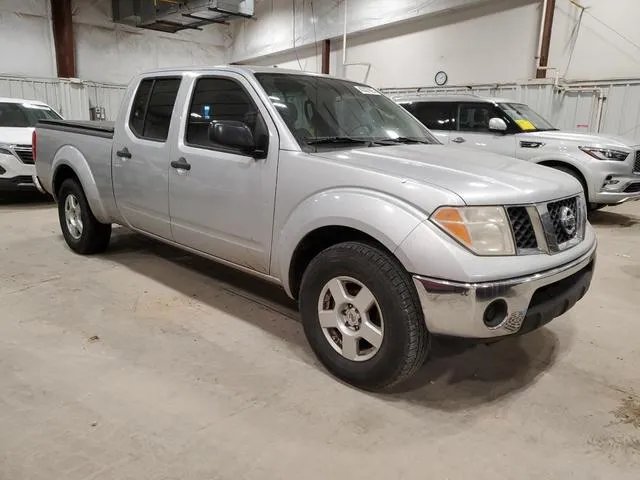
top-left (112, 0), bottom-right (254, 33)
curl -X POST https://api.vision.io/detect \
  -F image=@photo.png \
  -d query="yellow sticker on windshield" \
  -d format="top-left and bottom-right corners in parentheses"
top-left (516, 119), bottom-right (536, 131)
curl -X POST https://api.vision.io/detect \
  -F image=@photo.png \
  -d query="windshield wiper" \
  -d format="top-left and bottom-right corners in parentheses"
top-left (305, 136), bottom-right (372, 146)
top-left (373, 136), bottom-right (431, 145)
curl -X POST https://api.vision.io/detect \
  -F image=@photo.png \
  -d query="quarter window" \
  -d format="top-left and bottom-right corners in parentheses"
top-left (186, 77), bottom-right (265, 153)
top-left (129, 77), bottom-right (181, 141)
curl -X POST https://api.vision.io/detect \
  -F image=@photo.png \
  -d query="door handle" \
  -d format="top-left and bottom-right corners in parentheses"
top-left (171, 157), bottom-right (191, 171)
top-left (451, 137), bottom-right (466, 144)
top-left (116, 147), bottom-right (132, 159)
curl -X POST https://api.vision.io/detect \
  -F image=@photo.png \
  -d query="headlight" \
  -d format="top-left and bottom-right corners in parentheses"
top-left (579, 146), bottom-right (629, 161)
top-left (0, 145), bottom-right (13, 155)
top-left (431, 206), bottom-right (515, 256)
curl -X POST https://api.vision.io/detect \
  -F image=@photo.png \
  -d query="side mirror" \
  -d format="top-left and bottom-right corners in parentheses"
top-left (488, 117), bottom-right (508, 133)
top-left (208, 120), bottom-right (255, 153)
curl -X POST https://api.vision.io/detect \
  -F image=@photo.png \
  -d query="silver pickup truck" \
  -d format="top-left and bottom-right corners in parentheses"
top-left (35, 66), bottom-right (597, 390)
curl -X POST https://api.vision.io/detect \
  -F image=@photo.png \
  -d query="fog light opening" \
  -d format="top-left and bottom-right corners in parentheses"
top-left (483, 299), bottom-right (508, 328)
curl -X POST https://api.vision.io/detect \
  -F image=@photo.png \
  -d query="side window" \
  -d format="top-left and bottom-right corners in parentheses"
top-left (186, 76), bottom-right (264, 153)
top-left (457, 102), bottom-right (513, 133)
top-left (129, 79), bottom-right (153, 137)
top-left (128, 77), bottom-right (181, 141)
top-left (412, 102), bottom-right (455, 131)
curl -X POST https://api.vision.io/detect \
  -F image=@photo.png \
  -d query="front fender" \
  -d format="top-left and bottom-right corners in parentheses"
top-left (274, 188), bottom-right (429, 297)
top-left (52, 145), bottom-right (111, 223)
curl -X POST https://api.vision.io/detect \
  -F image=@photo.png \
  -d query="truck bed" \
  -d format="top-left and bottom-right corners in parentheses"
top-left (37, 119), bottom-right (115, 139)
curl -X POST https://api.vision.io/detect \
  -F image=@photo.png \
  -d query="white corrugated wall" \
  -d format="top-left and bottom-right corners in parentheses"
top-left (0, 75), bottom-right (127, 121)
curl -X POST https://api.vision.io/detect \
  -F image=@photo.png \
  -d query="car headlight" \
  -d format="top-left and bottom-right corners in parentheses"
top-left (0, 145), bottom-right (13, 155)
top-left (431, 206), bottom-right (515, 256)
top-left (579, 146), bottom-right (629, 161)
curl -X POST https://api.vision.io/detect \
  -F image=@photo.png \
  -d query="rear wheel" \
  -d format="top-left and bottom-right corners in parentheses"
top-left (57, 178), bottom-right (111, 254)
top-left (299, 241), bottom-right (430, 390)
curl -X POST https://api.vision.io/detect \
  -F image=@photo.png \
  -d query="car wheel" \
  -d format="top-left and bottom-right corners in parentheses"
top-left (299, 241), bottom-right (430, 390)
top-left (58, 178), bottom-right (111, 254)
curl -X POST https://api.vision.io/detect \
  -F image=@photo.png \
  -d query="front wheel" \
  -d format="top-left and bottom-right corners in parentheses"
top-left (57, 178), bottom-right (111, 254)
top-left (299, 241), bottom-right (430, 390)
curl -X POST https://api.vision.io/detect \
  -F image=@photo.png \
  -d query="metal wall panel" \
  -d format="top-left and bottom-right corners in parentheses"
top-left (0, 75), bottom-right (126, 121)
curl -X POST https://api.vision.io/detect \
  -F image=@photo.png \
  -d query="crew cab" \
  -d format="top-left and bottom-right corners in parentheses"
top-left (0, 97), bottom-right (61, 191)
top-left (34, 67), bottom-right (596, 390)
top-left (397, 95), bottom-right (640, 209)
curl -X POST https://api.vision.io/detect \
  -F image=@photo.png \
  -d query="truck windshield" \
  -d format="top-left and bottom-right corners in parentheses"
top-left (499, 103), bottom-right (557, 132)
top-left (0, 102), bottom-right (61, 128)
top-left (255, 73), bottom-right (437, 150)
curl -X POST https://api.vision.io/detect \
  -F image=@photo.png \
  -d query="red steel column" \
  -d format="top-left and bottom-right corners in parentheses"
top-left (321, 39), bottom-right (330, 74)
top-left (536, 0), bottom-right (556, 79)
top-left (51, 0), bottom-right (76, 78)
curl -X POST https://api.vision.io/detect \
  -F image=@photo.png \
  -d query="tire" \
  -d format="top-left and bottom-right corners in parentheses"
top-left (57, 178), bottom-right (111, 254)
top-left (299, 241), bottom-right (430, 390)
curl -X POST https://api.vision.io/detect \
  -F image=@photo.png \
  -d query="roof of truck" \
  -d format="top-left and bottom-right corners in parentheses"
top-left (393, 95), bottom-right (516, 104)
top-left (140, 64), bottom-right (336, 78)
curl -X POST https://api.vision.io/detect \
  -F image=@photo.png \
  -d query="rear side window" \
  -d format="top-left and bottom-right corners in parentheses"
top-left (129, 77), bottom-right (181, 141)
top-left (405, 102), bottom-right (456, 131)
top-left (186, 76), bottom-right (265, 153)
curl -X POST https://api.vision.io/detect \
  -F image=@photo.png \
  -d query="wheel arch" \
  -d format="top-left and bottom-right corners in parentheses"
top-left (275, 188), bottom-right (429, 299)
top-left (536, 159), bottom-right (589, 198)
top-left (51, 146), bottom-right (111, 223)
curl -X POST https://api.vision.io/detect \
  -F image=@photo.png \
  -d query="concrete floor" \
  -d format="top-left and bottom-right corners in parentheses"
top-left (0, 193), bottom-right (639, 480)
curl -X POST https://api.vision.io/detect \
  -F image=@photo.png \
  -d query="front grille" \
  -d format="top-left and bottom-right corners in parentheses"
top-left (507, 207), bottom-right (538, 250)
top-left (14, 145), bottom-right (34, 164)
top-left (547, 196), bottom-right (579, 245)
top-left (635, 151), bottom-right (640, 173)
top-left (624, 182), bottom-right (640, 193)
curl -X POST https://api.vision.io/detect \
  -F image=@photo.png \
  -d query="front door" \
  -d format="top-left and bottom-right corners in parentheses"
top-left (112, 76), bottom-right (182, 239)
top-left (169, 72), bottom-right (279, 274)
top-left (449, 102), bottom-right (517, 157)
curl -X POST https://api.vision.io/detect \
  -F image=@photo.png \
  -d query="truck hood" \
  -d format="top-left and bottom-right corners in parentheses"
top-left (521, 130), bottom-right (637, 148)
top-left (311, 144), bottom-right (582, 205)
top-left (0, 127), bottom-right (34, 146)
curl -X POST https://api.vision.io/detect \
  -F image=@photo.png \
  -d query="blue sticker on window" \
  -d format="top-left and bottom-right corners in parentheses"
top-left (203, 105), bottom-right (211, 120)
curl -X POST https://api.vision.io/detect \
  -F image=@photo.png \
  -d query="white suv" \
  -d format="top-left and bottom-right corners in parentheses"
top-left (0, 98), bottom-right (62, 191)
top-left (398, 95), bottom-right (640, 209)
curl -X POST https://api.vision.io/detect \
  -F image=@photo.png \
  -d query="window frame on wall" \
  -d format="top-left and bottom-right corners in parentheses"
top-left (184, 75), bottom-right (268, 156)
top-left (128, 76), bottom-right (182, 143)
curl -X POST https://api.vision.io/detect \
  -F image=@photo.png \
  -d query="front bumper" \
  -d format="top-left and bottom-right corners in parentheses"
top-left (412, 242), bottom-right (596, 339)
top-left (0, 152), bottom-right (36, 191)
top-left (591, 173), bottom-right (640, 204)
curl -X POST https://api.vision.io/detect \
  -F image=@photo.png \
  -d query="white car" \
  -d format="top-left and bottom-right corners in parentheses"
top-left (398, 95), bottom-right (640, 209)
top-left (0, 97), bottom-right (62, 191)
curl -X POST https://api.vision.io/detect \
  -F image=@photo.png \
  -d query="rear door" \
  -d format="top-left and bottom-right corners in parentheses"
top-left (450, 102), bottom-right (518, 157)
top-left (401, 101), bottom-right (455, 144)
top-left (168, 72), bottom-right (279, 274)
top-left (112, 76), bottom-right (182, 239)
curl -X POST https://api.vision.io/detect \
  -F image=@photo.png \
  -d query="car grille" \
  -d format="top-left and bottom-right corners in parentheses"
top-left (624, 182), bottom-right (640, 193)
top-left (635, 150), bottom-right (640, 173)
top-left (507, 207), bottom-right (538, 249)
top-left (506, 195), bottom-right (583, 254)
top-left (547, 196), bottom-right (579, 245)
top-left (14, 145), bottom-right (34, 164)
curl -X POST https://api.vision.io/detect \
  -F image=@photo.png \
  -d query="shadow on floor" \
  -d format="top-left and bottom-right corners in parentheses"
top-left (382, 327), bottom-right (563, 410)
top-left (100, 229), bottom-right (566, 405)
top-left (0, 191), bottom-right (53, 208)
top-left (589, 209), bottom-right (639, 227)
